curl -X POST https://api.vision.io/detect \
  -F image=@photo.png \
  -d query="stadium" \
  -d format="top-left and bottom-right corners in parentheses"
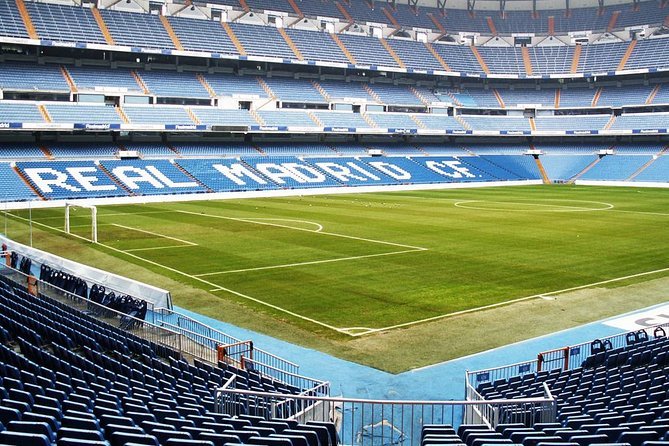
top-left (0, 0), bottom-right (668, 444)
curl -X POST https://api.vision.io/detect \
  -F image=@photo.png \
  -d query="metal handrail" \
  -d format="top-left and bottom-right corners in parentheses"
top-left (466, 320), bottom-right (669, 389)
top-left (216, 387), bottom-right (557, 446)
top-left (154, 306), bottom-right (300, 376)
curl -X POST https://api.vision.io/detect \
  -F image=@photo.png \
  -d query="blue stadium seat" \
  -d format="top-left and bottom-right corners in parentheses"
top-left (57, 427), bottom-right (105, 442)
top-left (109, 431), bottom-right (159, 446)
top-left (0, 431), bottom-right (51, 446)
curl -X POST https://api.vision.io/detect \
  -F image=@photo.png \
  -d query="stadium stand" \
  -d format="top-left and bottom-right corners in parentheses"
top-left (46, 142), bottom-right (119, 159)
top-left (633, 154), bottom-right (669, 182)
top-left (123, 106), bottom-right (196, 125)
top-left (461, 116), bottom-right (532, 132)
top-left (579, 155), bottom-right (653, 180)
top-left (99, 8), bottom-right (175, 49)
top-left (167, 16), bottom-right (238, 54)
top-left (597, 84), bottom-right (655, 107)
top-left (610, 113), bottom-right (669, 130)
top-left (137, 70), bottom-right (210, 99)
top-left (534, 115), bottom-right (611, 131)
top-left (229, 22), bottom-right (296, 60)
top-left (0, 0), bottom-right (28, 38)
top-left (456, 326), bottom-right (669, 446)
top-left (99, 159), bottom-right (206, 195)
top-left (16, 160), bottom-right (127, 199)
top-left (263, 77), bottom-right (325, 104)
top-left (175, 158), bottom-right (279, 192)
top-left (257, 110), bottom-right (316, 127)
top-left (23, 1), bottom-right (106, 44)
top-left (44, 104), bottom-right (125, 125)
top-left (529, 46), bottom-right (574, 75)
top-left (539, 155), bottom-right (598, 182)
top-left (0, 143), bottom-right (45, 160)
top-left (203, 73), bottom-right (268, 98)
top-left (0, 62), bottom-right (70, 93)
top-left (0, 271), bottom-right (337, 446)
top-left (66, 65), bottom-right (141, 93)
top-left (0, 103), bottom-right (45, 122)
top-left (284, 28), bottom-right (348, 65)
top-left (0, 163), bottom-right (36, 201)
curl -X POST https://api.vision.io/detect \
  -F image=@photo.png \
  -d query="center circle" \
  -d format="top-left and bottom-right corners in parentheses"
top-left (454, 199), bottom-right (614, 212)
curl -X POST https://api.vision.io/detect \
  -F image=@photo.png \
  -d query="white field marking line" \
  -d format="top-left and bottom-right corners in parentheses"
top-left (199, 248), bottom-right (423, 281)
top-left (2, 211), bottom-right (350, 335)
top-left (110, 223), bottom-right (198, 247)
top-left (100, 210), bottom-right (180, 218)
top-left (454, 200), bottom-right (614, 212)
top-left (342, 265), bottom-right (669, 337)
top-left (124, 245), bottom-right (193, 253)
top-left (243, 218), bottom-right (324, 232)
top-left (608, 209), bottom-right (669, 217)
top-left (176, 210), bottom-right (428, 251)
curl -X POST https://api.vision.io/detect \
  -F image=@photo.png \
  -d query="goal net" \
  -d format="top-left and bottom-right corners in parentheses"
top-left (65, 203), bottom-right (98, 243)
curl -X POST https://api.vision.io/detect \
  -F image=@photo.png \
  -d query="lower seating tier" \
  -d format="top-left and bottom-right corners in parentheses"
top-left (0, 150), bottom-right (667, 202)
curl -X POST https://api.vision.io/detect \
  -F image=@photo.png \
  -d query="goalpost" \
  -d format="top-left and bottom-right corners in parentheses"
top-left (65, 203), bottom-right (98, 243)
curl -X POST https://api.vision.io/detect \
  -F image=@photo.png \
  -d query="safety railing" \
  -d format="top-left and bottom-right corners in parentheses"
top-left (466, 321), bottom-right (669, 391)
top-left (154, 307), bottom-right (300, 378)
top-left (215, 387), bottom-right (557, 446)
top-left (536, 322), bottom-right (669, 372)
top-left (243, 357), bottom-right (330, 394)
top-left (466, 358), bottom-right (538, 390)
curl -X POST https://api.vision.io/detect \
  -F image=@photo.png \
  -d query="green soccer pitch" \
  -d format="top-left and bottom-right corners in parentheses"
top-left (4, 185), bottom-right (669, 372)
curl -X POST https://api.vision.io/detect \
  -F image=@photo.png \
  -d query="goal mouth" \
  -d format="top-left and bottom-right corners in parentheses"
top-left (65, 203), bottom-right (98, 244)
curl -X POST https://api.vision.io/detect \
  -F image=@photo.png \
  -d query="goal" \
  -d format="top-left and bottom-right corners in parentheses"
top-left (65, 203), bottom-right (98, 243)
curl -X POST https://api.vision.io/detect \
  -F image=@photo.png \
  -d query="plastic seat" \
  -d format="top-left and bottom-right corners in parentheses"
top-left (618, 430), bottom-right (660, 446)
top-left (297, 424), bottom-right (330, 446)
top-left (100, 414), bottom-right (135, 428)
top-left (182, 427), bottom-right (215, 437)
top-left (597, 427), bottom-right (630, 442)
top-left (142, 421), bottom-right (177, 433)
top-left (569, 434), bottom-right (610, 445)
top-left (247, 436), bottom-right (294, 446)
top-left (56, 439), bottom-right (108, 446)
top-left (271, 433), bottom-right (309, 446)
top-left (0, 431), bottom-right (50, 446)
top-left (152, 429), bottom-right (192, 443)
top-left (164, 440), bottom-right (216, 446)
top-left (7, 421), bottom-right (55, 442)
top-left (0, 406), bottom-right (22, 425)
top-left (2, 399), bottom-right (31, 413)
top-left (109, 431), bottom-right (159, 446)
top-left (57, 427), bottom-right (105, 442)
top-left (61, 416), bottom-right (100, 431)
top-left (164, 417), bottom-right (196, 429)
top-left (127, 411), bottom-right (157, 425)
top-left (305, 421), bottom-right (338, 446)
top-left (197, 432), bottom-right (242, 446)
top-left (21, 413), bottom-right (59, 433)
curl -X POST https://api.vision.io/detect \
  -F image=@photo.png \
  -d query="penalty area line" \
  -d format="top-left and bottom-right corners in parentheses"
top-left (197, 248), bottom-right (426, 278)
top-left (110, 223), bottom-right (198, 246)
top-left (123, 245), bottom-right (195, 253)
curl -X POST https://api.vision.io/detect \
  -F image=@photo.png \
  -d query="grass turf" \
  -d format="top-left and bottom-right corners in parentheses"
top-left (4, 184), bottom-right (668, 371)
